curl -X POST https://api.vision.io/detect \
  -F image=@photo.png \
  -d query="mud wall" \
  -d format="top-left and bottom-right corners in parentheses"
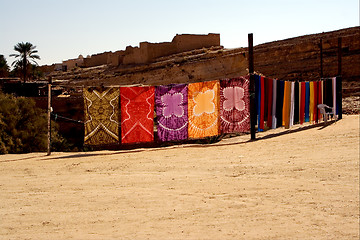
top-left (84, 52), bottom-right (111, 68)
top-left (173, 33), bottom-right (220, 53)
top-left (253, 27), bottom-right (360, 85)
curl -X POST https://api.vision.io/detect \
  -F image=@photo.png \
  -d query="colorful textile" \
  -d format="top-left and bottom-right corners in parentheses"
top-left (266, 78), bottom-right (273, 128)
top-left (282, 81), bottom-right (287, 126)
top-left (321, 81), bottom-right (324, 104)
top-left (336, 77), bottom-right (341, 115)
top-left (276, 80), bottom-right (284, 128)
top-left (305, 82), bottom-right (310, 122)
top-left (188, 80), bottom-right (220, 138)
top-left (120, 86), bottom-right (155, 144)
top-left (255, 75), bottom-right (261, 129)
top-left (260, 76), bottom-right (265, 130)
top-left (294, 81), bottom-right (299, 124)
top-left (84, 87), bottom-right (119, 145)
top-left (309, 82), bottom-right (314, 122)
top-left (255, 75), bottom-right (264, 131)
top-left (271, 79), bottom-right (277, 129)
top-left (313, 81), bottom-right (318, 123)
top-left (332, 77), bottom-right (337, 118)
top-left (155, 84), bottom-right (188, 142)
top-left (300, 82), bottom-right (306, 124)
top-left (318, 81), bottom-right (323, 121)
top-left (264, 78), bottom-right (268, 122)
top-left (282, 81), bottom-right (291, 128)
top-left (220, 77), bottom-right (250, 133)
top-left (289, 82), bottom-right (295, 127)
top-left (324, 79), bottom-right (333, 109)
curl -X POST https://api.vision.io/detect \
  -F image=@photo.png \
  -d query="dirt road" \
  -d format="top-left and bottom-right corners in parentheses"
top-left (1, 115), bottom-right (359, 239)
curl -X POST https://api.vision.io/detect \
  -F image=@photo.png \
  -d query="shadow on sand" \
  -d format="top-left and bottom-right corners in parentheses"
top-left (1, 120), bottom-right (336, 162)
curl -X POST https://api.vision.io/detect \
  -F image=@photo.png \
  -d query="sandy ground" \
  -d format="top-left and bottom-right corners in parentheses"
top-left (0, 115), bottom-right (359, 240)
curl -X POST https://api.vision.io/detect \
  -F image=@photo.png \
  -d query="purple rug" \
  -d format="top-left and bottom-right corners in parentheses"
top-left (220, 76), bottom-right (250, 133)
top-left (155, 84), bottom-right (188, 142)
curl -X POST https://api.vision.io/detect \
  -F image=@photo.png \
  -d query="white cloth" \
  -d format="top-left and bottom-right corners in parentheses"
top-left (272, 79), bottom-right (277, 129)
top-left (289, 82), bottom-right (295, 127)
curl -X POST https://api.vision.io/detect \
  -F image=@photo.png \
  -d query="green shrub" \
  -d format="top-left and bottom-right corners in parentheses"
top-left (0, 93), bottom-right (68, 154)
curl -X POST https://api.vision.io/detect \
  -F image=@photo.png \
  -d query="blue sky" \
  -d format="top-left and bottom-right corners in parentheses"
top-left (0, 0), bottom-right (359, 66)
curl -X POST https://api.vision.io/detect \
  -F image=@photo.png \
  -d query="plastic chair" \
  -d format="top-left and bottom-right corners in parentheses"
top-left (317, 104), bottom-right (335, 123)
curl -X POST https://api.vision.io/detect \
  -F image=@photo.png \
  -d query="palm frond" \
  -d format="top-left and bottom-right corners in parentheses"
top-left (30, 54), bottom-right (40, 60)
top-left (30, 59), bottom-right (39, 66)
top-left (9, 53), bottom-right (20, 58)
top-left (11, 59), bottom-right (22, 67)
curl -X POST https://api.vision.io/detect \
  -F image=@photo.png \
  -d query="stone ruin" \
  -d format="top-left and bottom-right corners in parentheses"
top-left (58, 33), bottom-right (221, 71)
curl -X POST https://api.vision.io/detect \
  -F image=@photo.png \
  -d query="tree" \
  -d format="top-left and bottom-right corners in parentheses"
top-left (9, 42), bottom-right (40, 83)
top-left (0, 55), bottom-right (9, 77)
top-left (0, 92), bottom-right (69, 154)
top-left (30, 64), bottom-right (44, 80)
top-left (0, 93), bottom-right (47, 153)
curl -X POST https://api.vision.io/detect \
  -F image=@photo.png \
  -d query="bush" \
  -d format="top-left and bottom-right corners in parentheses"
top-left (0, 93), bottom-right (68, 154)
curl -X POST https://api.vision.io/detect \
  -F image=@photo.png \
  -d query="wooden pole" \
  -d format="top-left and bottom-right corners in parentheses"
top-left (248, 33), bottom-right (256, 140)
top-left (47, 77), bottom-right (52, 156)
top-left (320, 38), bottom-right (323, 78)
top-left (338, 37), bottom-right (342, 76)
top-left (337, 37), bottom-right (342, 119)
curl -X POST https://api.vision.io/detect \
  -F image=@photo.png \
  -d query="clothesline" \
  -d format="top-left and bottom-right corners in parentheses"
top-left (51, 112), bottom-right (83, 124)
top-left (52, 76), bottom-right (253, 89)
top-left (80, 74), bottom-right (340, 147)
top-left (50, 75), bottom-right (341, 91)
top-left (83, 76), bottom-right (250, 146)
top-left (254, 75), bottom-right (340, 132)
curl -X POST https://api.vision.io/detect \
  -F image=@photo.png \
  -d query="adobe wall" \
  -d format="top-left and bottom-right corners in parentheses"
top-left (173, 33), bottom-right (220, 53)
top-left (253, 27), bottom-right (360, 84)
top-left (145, 41), bottom-right (177, 62)
top-left (84, 52), bottom-right (111, 68)
top-left (122, 46), bottom-right (147, 65)
top-left (57, 34), bottom-right (221, 68)
top-left (69, 49), bottom-right (248, 87)
top-left (122, 33), bottom-right (221, 65)
top-left (107, 50), bottom-right (126, 66)
top-left (39, 64), bottom-right (56, 74)
top-left (62, 55), bottom-right (84, 70)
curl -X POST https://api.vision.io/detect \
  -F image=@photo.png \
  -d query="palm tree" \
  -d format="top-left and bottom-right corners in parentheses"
top-left (0, 55), bottom-right (9, 77)
top-left (9, 42), bottom-right (40, 83)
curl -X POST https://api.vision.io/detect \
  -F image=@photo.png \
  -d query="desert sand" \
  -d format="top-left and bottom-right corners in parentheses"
top-left (0, 115), bottom-right (359, 239)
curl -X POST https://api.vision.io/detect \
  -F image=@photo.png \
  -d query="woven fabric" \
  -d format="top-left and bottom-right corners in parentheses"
top-left (336, 77), bottom-right (341, 115)
top-left (318, 81), bottom-right (323, 121)
top-left (155, 84), bottom-right (188, 142)
top-left (120, 86), bottom-right (155, 144)
top-left (282, 81), bottom-right (291, 128)
top-left (255, 75), bottom-right (261, 129)
top-left (260, 76), bottom-right (265, 130)
top-left (309, 81), bottom-right (314, 122)
top-left (289, 82), bottom-right (295, 127)
top-left (84, 87), bottom-right (119, 145)
top-left (332, 77), bottom-right (337, 117)
top-left (220, 76), bottom-right (250, 133)
top-left (313, 81), bottom-right (318, 123)
top-left (324, 79), bottom-right (333, 109)
top-left (305, 82), bottom-right (310, 122)
top-left (294, 81), bottom-right (299, 124)
top-left (188, 80), bottom-right (220, 138)
top-left (276, 80), bottom-right (284, 128)
top-left (266, 78), bottom-right (273, 128)
top-left (271, 79), bottom-right (277, 129)
top-left (300, 82), bottom-right (306, 124)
